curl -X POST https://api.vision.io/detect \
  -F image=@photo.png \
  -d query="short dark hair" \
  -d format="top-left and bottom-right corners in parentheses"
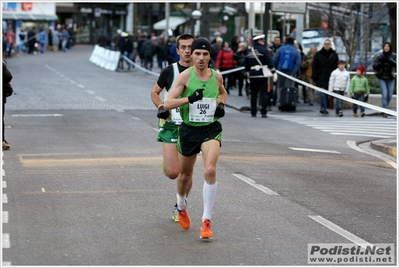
top-left (286, 36), bottom-right (295, 44)
top-left (176, 34), bottom-right (194, 48)
top-left (338, 60), bottom-right (346, 65)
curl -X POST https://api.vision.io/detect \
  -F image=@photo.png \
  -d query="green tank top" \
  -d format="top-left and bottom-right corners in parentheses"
top-left (179, 67), bottom-right (219, 126)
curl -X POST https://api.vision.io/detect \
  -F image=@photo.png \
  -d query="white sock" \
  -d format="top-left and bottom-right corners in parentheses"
top-left (176, 193), bottom-right (186, 211)
top-left (202, 181), bottom-right (217, 221)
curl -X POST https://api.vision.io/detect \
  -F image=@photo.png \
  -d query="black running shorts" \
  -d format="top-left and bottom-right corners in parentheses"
top-left (177, 121), bottom-right (222, 157)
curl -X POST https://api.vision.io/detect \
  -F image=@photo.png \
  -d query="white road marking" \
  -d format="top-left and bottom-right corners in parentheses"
top-left (2, 181), bottom-right (6, 188)
top-left (12, 114), bottom-right (64, 117)
top-left (2, 194), bottom-right (8, 203)
top-left (309, 215), bottom-right (373, 249)
top-left (2, 233), bottom-right (10, 248)
top-left (96, 96), bottom-right (106, 102)
top-left (233, 174), bottom-right (279, 195)
top-left (85, 90), bottom-right (95, 94)
top-left (78, 84), bottom-right (85, 88)
top-left (347, 140), bottom-right (397, 169)
top-left (289, 147), bottom-right (341, 154)
top-left (3, 211), bottom-right (8, 224)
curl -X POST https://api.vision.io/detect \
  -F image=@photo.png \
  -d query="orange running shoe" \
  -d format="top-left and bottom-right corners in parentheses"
top-left (200, 219), bottom-right (213, 239)
top-left (178, 208), bottom-right (191, 230)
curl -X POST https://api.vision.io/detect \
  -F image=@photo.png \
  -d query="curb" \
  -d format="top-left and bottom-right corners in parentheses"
top-left (370, 140), bottom-right (397, 158)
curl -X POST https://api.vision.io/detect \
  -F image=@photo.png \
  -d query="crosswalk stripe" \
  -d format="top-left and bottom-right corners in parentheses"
top-left (270, 115), bottom-right (397, 138)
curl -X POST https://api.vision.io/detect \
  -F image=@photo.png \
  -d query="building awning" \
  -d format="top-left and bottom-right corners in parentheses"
top-left (153, 16), bottom-right (189, 30)
top-left (2, 13), bottom-right (58, 21)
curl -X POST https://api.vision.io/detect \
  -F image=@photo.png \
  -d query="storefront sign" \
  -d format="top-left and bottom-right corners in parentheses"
top-left (80, 7), bottom-right (92, 13)
top-left (22, 2), bottom-right (33, 11)
top-left (2, 2), bottom-right (17, 11)
top-left (94, 7), bottom-right (101, 17)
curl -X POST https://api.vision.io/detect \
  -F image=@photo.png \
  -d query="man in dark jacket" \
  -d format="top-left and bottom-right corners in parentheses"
top-left (245, 34), bottom-right (277, 118)
top-left (142, 34), bottom-right (155, 71)
top-left (119, 32), bottom-right (134, 70)
top-left (312, 38), bottom-right (339, 114)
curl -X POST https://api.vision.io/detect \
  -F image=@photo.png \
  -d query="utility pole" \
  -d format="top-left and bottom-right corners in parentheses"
top-left (201, 3), bottom-right (210, 40)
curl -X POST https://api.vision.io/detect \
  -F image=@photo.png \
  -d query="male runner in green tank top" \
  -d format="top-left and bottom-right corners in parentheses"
top-left (164, 37), bottom-right (227, 239)
top-left (150, 34), bottom-right (194, 222)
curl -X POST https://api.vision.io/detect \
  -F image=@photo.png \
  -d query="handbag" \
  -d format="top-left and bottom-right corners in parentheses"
top-left (251, 47), bottom-right (273, 77)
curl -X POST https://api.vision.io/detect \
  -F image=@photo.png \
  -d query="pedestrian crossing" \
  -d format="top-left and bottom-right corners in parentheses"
top-left (270, 115), bottom-right (397, 139)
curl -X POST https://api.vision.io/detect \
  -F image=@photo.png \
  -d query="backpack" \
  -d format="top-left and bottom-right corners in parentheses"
top-left (279, 48), bottom-right (294, 72)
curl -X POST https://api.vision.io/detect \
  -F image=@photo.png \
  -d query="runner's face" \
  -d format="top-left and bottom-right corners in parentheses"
top-left (177, 39), bottom-right (194, 64)
top-left (192, 49), bottom-right (210, 69)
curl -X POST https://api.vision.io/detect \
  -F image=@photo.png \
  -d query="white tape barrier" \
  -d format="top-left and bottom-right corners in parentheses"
top-left (121, 55), bottom-right (164, 76)
top-left (276, 71), bottom-right (397, 117)
top-left (121, 53), bottom-right (397, 117)
top-left (89, 45), bottom-right (121, 71)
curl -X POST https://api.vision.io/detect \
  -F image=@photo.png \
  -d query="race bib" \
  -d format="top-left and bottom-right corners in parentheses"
top-left (188, 98), bottom-right (217, 122)
top-left (171, 107), bottom-right (183, 125)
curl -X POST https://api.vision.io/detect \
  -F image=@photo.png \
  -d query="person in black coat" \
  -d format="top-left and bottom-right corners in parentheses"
top-left (233, 42), bottom-right (249, 97)
top-left (312, 38), bottom-right (339, 114)
top-left (118, 32), bottom-right (134, 70)
top-left (372, 42), bottom-right (397, 116)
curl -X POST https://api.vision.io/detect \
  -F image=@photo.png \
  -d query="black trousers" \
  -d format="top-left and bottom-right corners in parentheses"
top-left (250, 78), bottom-right (269, 116)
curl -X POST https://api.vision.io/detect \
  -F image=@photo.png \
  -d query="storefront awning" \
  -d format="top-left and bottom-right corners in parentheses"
top-left (153, 16), bottom-right (189, 30)
top-left (2, 13), bottom-right (58, 21)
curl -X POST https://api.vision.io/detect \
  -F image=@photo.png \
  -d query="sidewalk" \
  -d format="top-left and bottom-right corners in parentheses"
top-left (225, 88), bottom-right (397, 158)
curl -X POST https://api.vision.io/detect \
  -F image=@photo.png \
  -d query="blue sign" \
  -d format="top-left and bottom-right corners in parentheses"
top-left (2, 2), bottom-right (17, 11)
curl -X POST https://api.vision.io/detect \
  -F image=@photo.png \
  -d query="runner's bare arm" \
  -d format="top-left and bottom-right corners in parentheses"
top-left (164, 70), bottom-right (189, 110)
top-left (216, 72), bottom-right (227, 104)
top-left (150, 83), bottom-right (164, 108)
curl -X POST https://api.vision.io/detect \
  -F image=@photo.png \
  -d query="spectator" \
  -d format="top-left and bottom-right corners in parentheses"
top-left (211, 31), bottom-right (221, 45)
top-left (294, 41), bottom-right (306, 103)
top-left (232, 42), bottom-right (249, 97)
top-left (328, 60), bottom-right (350, 117)
top-left (6, 28), bottom-right (15, 58)
top-left (119, 32), bottom-right (134, 70)
top-left (312, 38), bottom-right (339, 114)
top-left (142, 34), bottom-right (155, 71)
top-left (18, 28), bottom-right (27, 55)
top-left (155, 36), bottom-right (168, 70)
top-left (27, 27), bottom-right (37, 54)
top-left (38, 28), bottom-right (46, 53)
top-left (112, 29), bottom-right (122, 51)
top-left (66, 24), bottom-right (74, 49)
top-left (372, 42), bottom-right (397, 118)
top-left (97, 32), bottom-right (109, 48)
top-left (349, 66), bottom-right (370, 117)
top-left (61, 27), bottom-right (70, 52)
top-left (272, 36), bottom-right (301, 108)
top-left (47, 27), bottom-right (53, 51)
top-left (300, 46), bottom-right (317, 106)
top-left (168, 39), bottom-right (179, 63)
top-left (230, 35), bottom-right (239, 53)
top-left (210, 37), bottom-right (223, 69)
top-left (269, 36), bottom-right (282, 54)
top-left (51, 27), bottom-right (60, 52)
top-left (215, 41), bottom-right (236, 94)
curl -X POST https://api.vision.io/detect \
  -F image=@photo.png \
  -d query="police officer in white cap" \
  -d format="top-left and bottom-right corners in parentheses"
top-left (245, 34), bottom-right (277, 118)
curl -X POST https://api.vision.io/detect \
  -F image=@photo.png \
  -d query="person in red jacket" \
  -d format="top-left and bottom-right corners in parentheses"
top-left (216, 41), bottom-right (236, 94)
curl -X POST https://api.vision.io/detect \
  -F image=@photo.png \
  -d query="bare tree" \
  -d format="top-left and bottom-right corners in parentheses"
top-left (387, 3), bottom-right (396, 52)
top-left (310, 3), bottom-right (391, 69)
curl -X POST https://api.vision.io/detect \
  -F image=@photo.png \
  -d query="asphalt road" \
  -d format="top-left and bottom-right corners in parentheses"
top-left (2, 45), bottom-right (397, 266)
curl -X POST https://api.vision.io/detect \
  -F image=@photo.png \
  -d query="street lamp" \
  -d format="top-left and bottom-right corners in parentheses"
top-left (191, 9), bottom-right (202, 36)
